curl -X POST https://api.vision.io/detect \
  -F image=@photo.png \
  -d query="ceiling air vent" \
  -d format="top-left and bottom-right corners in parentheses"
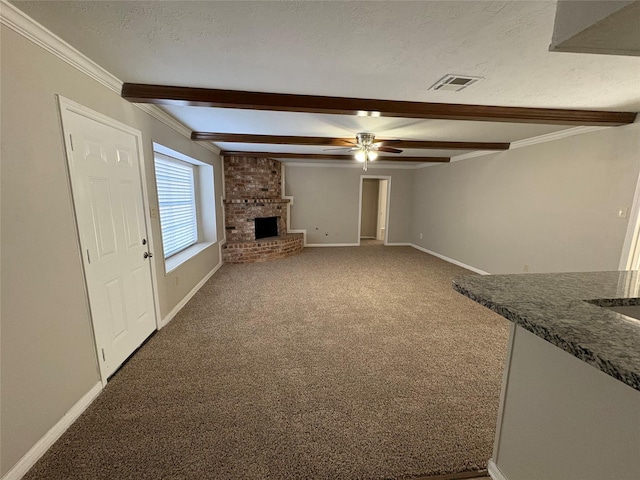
top-left (429, 74), bottom-right (483, 92)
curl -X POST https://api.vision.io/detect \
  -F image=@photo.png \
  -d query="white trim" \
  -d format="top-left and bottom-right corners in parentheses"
top-left (159, 248), bottom-right (224, 329)
top-left (358, 175), bottom-right (392, 246)
top-left (1, 382), bottom-right (102, 480)
top-left (288, 229), bottom-right (308, 246)
top-left (57, 96), bottom-right (162, 385)
top-left (0, 0), bottom-right (121, 93)
top-left (487, 459), bottom-right (508, 480)
top-left (305, 243), bottom-right (360, 247)
top-left (451, 126), bottom-right (609, 162)
top-left (153, 142), bottom-right (217, 166)
top-left (410, 244), bottom-right (490, 275)
top-left (386, 242), bottom-right (411, 246)
top-left (0, 1), bottom-right (214, 155)
top-left (143, 105), bottom-right (219, 155)
top-left (165, 241), bottom-right (215, 274)
top-left (511, 126), bottom-right (607, 149)
top-left (281, 163), bottom-right (308, 246)
top-left (619, 166), bottom-right (640, 270)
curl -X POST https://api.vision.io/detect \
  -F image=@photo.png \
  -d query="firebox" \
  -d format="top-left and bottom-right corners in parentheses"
top-left (255, 216), bottom-right (279, 240)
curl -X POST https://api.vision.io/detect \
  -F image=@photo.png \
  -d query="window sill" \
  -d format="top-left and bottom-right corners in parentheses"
top-left (164, 241), bottom-right (215, 274)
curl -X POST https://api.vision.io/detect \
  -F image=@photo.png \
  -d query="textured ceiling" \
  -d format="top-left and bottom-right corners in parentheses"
top-left (11, 0), bottom-right (640, 163)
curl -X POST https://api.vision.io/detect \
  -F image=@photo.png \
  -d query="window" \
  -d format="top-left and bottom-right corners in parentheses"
top-left (153, 143), bottom-right (217, 273)
top-left (154, 154), bottom-right (198, 258)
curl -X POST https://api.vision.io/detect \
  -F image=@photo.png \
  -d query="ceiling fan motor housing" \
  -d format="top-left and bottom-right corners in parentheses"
top-left (356, 132), bottom-right (376, 146)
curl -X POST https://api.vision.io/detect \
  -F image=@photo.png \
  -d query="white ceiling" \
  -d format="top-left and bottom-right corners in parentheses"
top-left (11, 0), bottom-right (640, 163)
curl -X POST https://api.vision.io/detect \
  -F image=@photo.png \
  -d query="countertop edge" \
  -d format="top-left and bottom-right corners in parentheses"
top-left (453, 281), bottom-right (640, 392)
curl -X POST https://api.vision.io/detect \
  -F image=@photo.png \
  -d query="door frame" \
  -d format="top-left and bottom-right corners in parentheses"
top-left (57, 96), bottom-right (161, 385)
top-left (619, 165), bottom-right (640, 270)
top-left (357, 175), bottom-right (392, 245)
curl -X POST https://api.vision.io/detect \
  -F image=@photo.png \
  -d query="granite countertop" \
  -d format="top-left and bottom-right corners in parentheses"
top-left (453, 271), bottom-right (640, 392)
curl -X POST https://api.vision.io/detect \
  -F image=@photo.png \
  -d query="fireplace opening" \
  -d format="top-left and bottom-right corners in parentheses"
top-left (255, 216), bottom-right (279, 240)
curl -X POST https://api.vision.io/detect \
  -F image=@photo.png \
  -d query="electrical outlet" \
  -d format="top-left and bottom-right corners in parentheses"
top-left (523, 264), bottom-right (529, 272)
top-left (150, 206), bottom-right (158, 218)
top-left (419, 233), bottom-right (423, 239)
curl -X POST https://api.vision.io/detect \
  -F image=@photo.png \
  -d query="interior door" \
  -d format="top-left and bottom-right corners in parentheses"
top-left (61, 103), bottom-right (157, 381)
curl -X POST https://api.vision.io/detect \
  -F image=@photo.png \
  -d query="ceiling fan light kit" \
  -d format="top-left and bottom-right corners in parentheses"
top-left (352, 133), bottom-right (390, 171)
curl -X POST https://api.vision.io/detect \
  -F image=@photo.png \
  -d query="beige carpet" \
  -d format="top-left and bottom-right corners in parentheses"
top-left (25, 244), bottom-right (509, 479)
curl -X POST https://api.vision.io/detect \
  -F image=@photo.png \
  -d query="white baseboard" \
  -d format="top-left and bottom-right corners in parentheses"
top-left (410, 244), bottom-right (490, 275)
top-left (2, 382), bottom-right (102, 480)
top-left (385, 242), bottom-right (411, 246)
top-left (305, 243), bottom-right (360, 247)
top-left (487, 460), bottom-right (508, 480)
top-left (159, 259), bottom-right (222, 329)
top-left (360, 236), bottom-right (376, 239)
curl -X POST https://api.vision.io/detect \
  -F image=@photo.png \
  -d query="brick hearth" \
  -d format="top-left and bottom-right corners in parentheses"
top-left (222, 156), bottom-right (303, 263)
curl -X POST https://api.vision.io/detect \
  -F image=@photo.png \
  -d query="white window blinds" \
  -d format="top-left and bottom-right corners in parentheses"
top-left (154, 155), bottom-right (198, 258)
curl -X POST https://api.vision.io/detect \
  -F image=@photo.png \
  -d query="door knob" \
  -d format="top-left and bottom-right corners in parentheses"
top-left (143, 252), bottom-right (153, 259)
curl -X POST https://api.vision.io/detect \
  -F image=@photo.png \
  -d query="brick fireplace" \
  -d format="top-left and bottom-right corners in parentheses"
top-left (222, 156), bottom-right (303, 263)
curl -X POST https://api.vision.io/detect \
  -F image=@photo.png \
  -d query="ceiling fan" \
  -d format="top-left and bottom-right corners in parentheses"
top-left (327, 133), bottom-right (403, 171)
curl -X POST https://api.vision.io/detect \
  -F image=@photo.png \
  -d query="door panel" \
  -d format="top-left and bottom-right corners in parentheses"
top-left (105, 277), bottom-right (127, 339)
top-left (119, 180), bottom-right (142, 249)
top-left (88, 178), bottom-right (118, 259)
top-left (62, 108), bottom-right (156, 381)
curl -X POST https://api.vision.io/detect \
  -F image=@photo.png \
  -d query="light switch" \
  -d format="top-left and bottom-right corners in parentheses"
top-left (618, 207), bottom-right (629, 218)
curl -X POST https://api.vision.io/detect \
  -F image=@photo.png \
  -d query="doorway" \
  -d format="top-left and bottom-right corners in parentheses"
top-left (358, 176), bottom-right (391, 245)
top-left (58, 97), bottom-right (159, 384)
top-left (620, 168), bottom-right (640, 271)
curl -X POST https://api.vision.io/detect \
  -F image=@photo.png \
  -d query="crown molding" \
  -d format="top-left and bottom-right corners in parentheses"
top-left (451, 126), bottom-right (609, 162)
top-left (0, 0), bottom-right (122, 93)
top-left (510, 125), bottom-right (608, 149)
top-left (136, 104), bottom-right (220, 154)
top-left (0, 0), bottom-right (219, 155)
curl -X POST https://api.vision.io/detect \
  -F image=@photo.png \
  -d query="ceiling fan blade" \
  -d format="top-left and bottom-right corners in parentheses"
top-left (324, 147), bottom-right (358, 152)
top-left (373, 140), bottom-right (402, 147)
top-left (376, 147), bottom-right (403, 154)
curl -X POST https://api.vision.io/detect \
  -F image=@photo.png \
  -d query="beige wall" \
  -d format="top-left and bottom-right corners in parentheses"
top-left (1, 26), bottom-right (224, 475)
top-left (285, 166), bottom-right (413, 245)
top-left (411, 124), bottom-right (640, 274)
top-left (360, 179), bottom-right (379, 238)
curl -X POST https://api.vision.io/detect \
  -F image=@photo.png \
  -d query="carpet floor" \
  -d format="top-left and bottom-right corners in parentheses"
top-left (24, 244), bottom-right (509, 479)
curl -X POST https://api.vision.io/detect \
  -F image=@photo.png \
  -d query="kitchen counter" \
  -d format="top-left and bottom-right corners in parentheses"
top-left (453, 270), bottom-right (640, 391)
top-left (453, 271), bottom-right (640, 480)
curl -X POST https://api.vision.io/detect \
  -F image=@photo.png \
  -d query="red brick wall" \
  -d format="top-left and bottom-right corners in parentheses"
top-left (224, 156), bottom-right (282, 200)
top-left (222, 233), bottom-right (304, 264)
top-left (224, 199), bottom-right (289, 242)
top-left (223, 156), bottom-right (290, 244)
top-left (222, 155), bottom-right (303, 263)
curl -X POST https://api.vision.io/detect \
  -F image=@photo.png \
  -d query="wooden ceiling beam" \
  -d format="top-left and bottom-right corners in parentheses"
top-left (220, 151), bottom-right (450, 163)
top-left (122, 83), bottom-right (636, 126)
top-left (191, 132), bottom-right (510, 150)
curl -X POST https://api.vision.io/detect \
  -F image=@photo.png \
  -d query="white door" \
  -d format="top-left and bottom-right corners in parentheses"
top-left (60, 101), bottom-right (157, 382)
